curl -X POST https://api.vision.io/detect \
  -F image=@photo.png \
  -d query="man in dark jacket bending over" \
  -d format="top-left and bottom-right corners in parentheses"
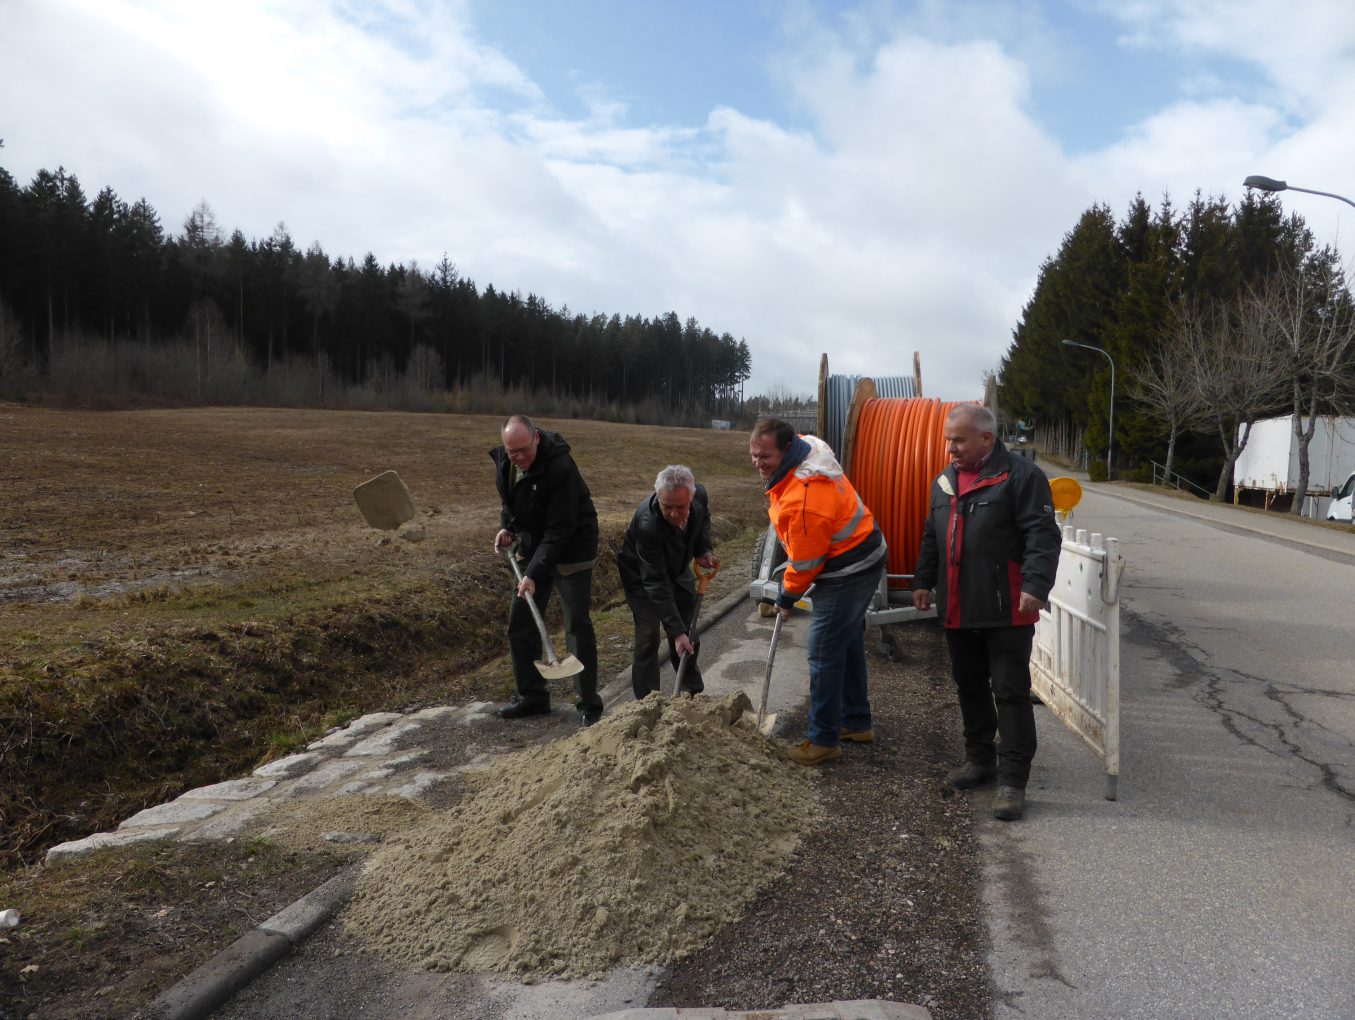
top-left (616, 465), bottom-right (717, 701)
top-left (491, 414), bottom-right (604, 726)
top-left (912, 403), bottom-right (1061, 821)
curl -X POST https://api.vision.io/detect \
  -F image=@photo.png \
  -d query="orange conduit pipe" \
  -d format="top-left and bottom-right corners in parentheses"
top-left (848, 397), bottom-right (968, 586)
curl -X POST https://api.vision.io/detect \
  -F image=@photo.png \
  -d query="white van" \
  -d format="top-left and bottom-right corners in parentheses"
top-left (1327, 470), bottom-right (1355, 523)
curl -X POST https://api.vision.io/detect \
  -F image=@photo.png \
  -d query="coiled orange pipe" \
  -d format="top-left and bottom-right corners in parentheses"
top-left (849, 397), bottom-right (967, 584)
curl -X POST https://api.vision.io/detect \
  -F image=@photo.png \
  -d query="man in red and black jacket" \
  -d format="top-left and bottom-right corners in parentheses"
top-left (912, 403), bottom-right (1061, 821)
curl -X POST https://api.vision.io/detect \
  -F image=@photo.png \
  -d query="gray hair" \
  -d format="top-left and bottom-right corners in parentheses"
top-left (947, 402), bottom-right (997, 435)
top-left (654, 464), bottom-right (696, 496)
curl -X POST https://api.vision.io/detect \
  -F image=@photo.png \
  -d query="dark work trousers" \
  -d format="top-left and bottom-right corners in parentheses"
top-left (624, 585), bottom-right (703, 700)
top-left (944, 624), bottom-right (1038, 789)
top-left (507, 568), bottom-right (601, 713)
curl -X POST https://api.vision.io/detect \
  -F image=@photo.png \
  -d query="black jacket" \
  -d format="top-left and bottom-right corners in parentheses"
top-left (912, 439), bottom-right (1061, 629)
top-left (490, 429), bottom-right (599, 584)
top-left (616, 484), bottom-right (713, 638)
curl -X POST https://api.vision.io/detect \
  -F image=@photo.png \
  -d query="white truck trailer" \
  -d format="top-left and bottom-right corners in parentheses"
top-left (1233, 416), bottom-right (1355, 521)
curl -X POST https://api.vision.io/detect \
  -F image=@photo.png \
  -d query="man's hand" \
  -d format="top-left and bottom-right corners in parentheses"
top-left (1018, 592), bottom-right (1048, 615)
top-left (695, 552), bottom-right (717, 569)
top-left (912, 588), bottom-right (932, 611)
top-left (516, 576), bottom-right (535, 599)
top-left (773, 604), bottom-right (791, 620)
top-left (494, 529), bottom-right (513, 552)
top-left (674, 633), bottom-right (695, 657)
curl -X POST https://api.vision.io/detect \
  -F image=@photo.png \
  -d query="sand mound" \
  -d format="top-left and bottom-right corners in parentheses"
top-left (342, 691), bottom-right (820, 978)
top-left (252, 794), bottom-right (429, 855)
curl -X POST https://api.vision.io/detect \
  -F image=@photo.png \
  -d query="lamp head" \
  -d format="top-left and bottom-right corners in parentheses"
top-left (1244, 175), bottom-right (1287, 192)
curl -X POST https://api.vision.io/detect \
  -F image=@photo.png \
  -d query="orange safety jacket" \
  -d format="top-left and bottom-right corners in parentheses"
top-left (766, 434), bottom-right (885, 608)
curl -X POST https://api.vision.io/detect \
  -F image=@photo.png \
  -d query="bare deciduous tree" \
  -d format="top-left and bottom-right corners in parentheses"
top-left (1128, 326), bottom-right (1207, 483)
top-left (1249, 257), bottom-right (1355, 513)
top-left (1178, 294), bottom-right (1288, 500)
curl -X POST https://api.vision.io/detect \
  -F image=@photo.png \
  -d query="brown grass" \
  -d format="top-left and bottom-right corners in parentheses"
top-left (0, 406), bottom-right (768, 865)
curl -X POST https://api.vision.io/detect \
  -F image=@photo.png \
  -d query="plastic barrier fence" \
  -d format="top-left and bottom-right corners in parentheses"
top-left (1031, 527), bottom-right (1123, 800)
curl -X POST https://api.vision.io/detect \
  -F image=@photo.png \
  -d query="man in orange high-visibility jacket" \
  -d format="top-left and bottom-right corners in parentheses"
top-left (749, 417), bottom-right (886, 766)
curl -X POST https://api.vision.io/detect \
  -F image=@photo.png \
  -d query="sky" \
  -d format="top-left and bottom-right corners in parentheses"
top-left (2, 0), bottom-right (1354, 401)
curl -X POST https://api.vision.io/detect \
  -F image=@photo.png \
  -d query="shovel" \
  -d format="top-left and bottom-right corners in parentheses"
top-left (755, 583), bottom-right (814, 734)
top-left (502, 548), bottom-right (584, 680)
top-left (670, 558), bottom-right (720, 697)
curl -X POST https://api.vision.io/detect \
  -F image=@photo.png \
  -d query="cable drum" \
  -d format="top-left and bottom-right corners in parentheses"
top-left (820, 373), bottom-right (918, 457)
top-left (847, 397), bottom-right (966, 585)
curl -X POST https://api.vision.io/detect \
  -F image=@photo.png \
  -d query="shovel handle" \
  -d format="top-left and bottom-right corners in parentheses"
top-left (755, 582), bottom-right (813, 730)
top-left (692, 558), bottom-right (720, 595)
top-left (755, 610), bottom-right (784, 729)
top-left (502, 547), bottom-right (563, 664)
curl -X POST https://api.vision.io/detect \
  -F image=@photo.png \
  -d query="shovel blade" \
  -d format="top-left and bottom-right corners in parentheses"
top-left (741, 709), bottom-right (778, 737)
top-left (534, 654), bottom-right (584, 680)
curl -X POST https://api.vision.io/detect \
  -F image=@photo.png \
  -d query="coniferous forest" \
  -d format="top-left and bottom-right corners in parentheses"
top-left (0, 163), bottom-right (752, 424)
top-left (999, 189), bottom-right (1355, 500)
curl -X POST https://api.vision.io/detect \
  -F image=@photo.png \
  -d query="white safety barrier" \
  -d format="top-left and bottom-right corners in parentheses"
top-left (1031, 527), bottom-right (1123, 800)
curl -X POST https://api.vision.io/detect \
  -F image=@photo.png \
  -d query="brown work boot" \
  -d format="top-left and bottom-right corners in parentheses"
top-left (787, 739), bottom-right (842, 766)
top-left (839, 727), bottom-right (874, 743)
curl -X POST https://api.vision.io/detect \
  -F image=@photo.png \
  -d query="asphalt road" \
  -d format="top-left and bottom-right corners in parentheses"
top-left (984, 482), bottom-right (1355, 1019)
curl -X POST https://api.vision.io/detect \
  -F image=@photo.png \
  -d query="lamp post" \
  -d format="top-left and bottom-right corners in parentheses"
top-left (1243, 175), bottom-right (1355, 210)
top-left (1063, 338), bottom-right (1115, 480)
top-left (1244, 174), bottom-right (1354, 522)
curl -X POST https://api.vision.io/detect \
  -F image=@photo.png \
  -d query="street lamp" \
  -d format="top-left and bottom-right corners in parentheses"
top-left (1244, 174), bottom-right (1354, 524)
top-left (1243, 175), bottom-right (1355, 210)
top-left (1063, 339), bottom-right (1115, 480)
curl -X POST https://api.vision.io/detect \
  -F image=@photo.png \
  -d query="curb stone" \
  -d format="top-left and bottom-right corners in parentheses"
top-left (585, 1002), bottom-right (932, 1019)
top-left (139, 582), bottom-right (755, 1017)
top-left (144, 870), bottom-right (356, 1020)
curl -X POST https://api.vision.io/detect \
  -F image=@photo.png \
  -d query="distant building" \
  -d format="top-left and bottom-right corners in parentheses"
top-left (769, 409), bottom-right (817, 436)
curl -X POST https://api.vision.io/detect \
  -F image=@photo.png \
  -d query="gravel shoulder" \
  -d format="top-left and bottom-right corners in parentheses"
top-left (650, 621), bottom-right (991, 1020)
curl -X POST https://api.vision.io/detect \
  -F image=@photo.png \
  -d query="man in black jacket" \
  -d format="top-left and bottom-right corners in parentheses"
top-left (616, 465), bottom-right (717, 701)
top-left (912, 403), bottom-right (1061, 821)
top-left (490, 414), bottom-right (604, 726)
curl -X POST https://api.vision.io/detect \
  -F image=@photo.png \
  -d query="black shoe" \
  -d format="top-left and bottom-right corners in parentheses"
top-left (580, 708), bottom-right (602, 727)
top-left (497, 699), bottom-right (551, 720)
top-left (944, 761), bottom-right (998, 790)
top-left (993, 786), bottom-right (1026, 821)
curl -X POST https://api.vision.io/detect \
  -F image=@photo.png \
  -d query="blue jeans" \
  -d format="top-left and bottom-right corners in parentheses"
top-left (805, 563), bottom-right (883, 747)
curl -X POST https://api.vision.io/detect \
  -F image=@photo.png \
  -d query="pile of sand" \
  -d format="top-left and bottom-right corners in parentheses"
top-left (342, 691), bottom-right (820, 978)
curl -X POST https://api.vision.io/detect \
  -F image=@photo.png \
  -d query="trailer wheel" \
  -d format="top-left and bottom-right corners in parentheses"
top-left (750, 525), bottom-right (786, 587)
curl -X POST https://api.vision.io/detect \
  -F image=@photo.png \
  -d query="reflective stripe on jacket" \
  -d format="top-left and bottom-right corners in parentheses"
top-left (767, 434), bottom-right (884, 607)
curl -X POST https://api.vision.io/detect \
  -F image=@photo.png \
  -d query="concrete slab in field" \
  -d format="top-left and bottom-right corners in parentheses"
top-left (343, 720), bottom-right (422, 757)
top-left (307, 713), bottom-right (404, 751)
top-left (254, 751), bottom-right (323, 779)
top-left (353, 470), bottom-right (415, 530)
top-left (119, 798), bottom-right (225, 829)
top-left (180, 778), bottom-right (277, 802)
top-left (46, 826), bottom-right (180, 863)
top-left (279, 758), bottom-right (367, 797)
